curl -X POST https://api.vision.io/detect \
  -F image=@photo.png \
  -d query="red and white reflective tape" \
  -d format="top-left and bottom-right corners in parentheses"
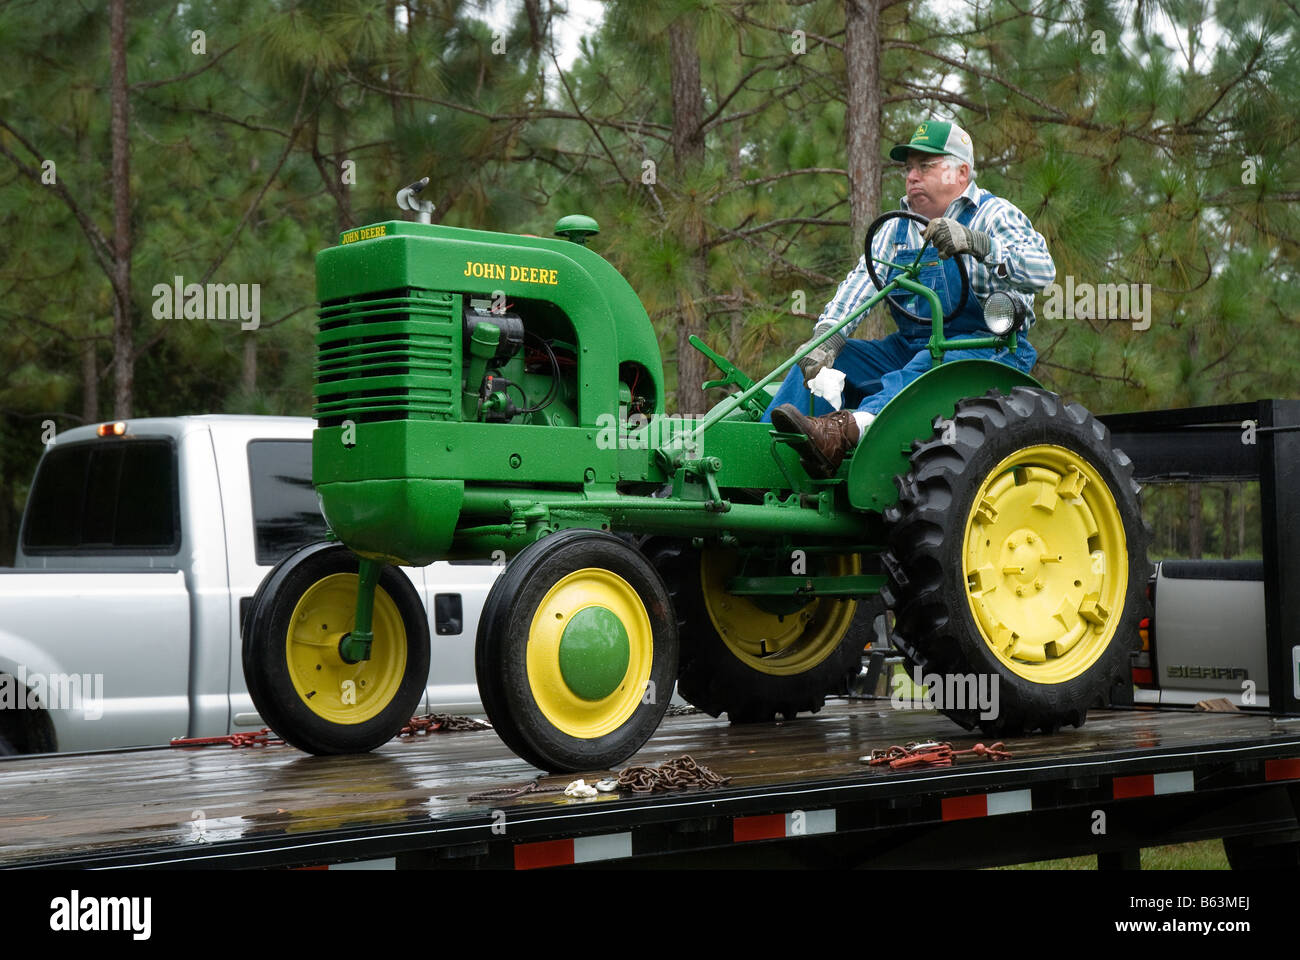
top-left (1112, 770), bottom-right (1195, 799)
top-left (1265, 757), bottom-right (1300, 781)
top-left (514, 832), bottom-right (634, 869)
top-left (940, 788), bottom-right (1033, 821)
top-left (732, 809), bottom-right (836, 842)
top-left (504, 757), bottom-right (1300, 868)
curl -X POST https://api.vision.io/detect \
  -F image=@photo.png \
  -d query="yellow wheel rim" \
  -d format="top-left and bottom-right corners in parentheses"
top-left (285, 573), bottom-right (408, 724)
top-left (525, 568), bottom-right (654, 739)
top-left (701, 550), bottom-right (859, 676)
top-left (962, 444), bottom-right (1128, 684)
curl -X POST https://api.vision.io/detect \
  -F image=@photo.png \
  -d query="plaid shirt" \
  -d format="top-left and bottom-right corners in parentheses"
top-left (815, 181), bottom-right (1055, 337)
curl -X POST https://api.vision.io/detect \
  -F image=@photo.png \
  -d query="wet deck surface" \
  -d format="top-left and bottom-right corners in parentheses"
top-left (2, 701), bottom-right (1298, 866)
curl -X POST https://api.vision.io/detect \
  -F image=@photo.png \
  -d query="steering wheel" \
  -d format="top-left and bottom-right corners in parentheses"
top-left (863, 210), bottom-right (970, 325)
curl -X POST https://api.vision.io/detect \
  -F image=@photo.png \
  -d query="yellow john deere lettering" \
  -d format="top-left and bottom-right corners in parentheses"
top-left (461, 261), bottom-right (559, 285)
top-left (462, 261), bottom-right (507, 279)
top-left (340, 225), bottom-right (388, 245)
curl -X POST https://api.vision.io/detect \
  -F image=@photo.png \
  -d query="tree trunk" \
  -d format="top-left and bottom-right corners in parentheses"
top-left (242, 334), bottom-right (257, 396)
top-left (109, 0), bottom-right (134, 418)
top-left (1187, 483), bottom-right (1203, 558)
top-left (668, 14), bottom-right (708, 414)
top-left (523, 0), bottom-right (544, 54)
top-left (729, 284), bottom-right (743, 361)
top-left (844, 0), bottom-right (882, 248)
top-left (727, 131), bottom-right (743, 370)
top-left (313, 125), bottom-right (355, 234)
top-left (1169, 490), bottom-right (1177, 556)
top-left (1221, 484), bottom-right (1233, 559)
top-left (1238, 483), bottom-right (1247, 556)
top-left (82, 340), bottom-right (98, 424)
top-left (844, 0), bottom-right (885, 340)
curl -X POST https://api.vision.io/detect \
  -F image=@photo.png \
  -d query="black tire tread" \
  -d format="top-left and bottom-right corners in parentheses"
top-left (653, 540), bottom-right (869, 724)
top-left (242, 542), bottom-right (430, 755)
top-left (880, 387), bottom-right (1152, 736)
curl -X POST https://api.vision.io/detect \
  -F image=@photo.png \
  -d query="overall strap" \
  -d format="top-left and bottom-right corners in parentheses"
top-left (892, 212), bottom-right (912, 246)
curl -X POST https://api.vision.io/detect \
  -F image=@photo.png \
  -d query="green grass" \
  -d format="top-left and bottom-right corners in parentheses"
top-left (994, 840), bottom-right (1228, 870)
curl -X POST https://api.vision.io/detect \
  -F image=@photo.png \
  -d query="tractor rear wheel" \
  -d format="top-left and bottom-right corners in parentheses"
top-left (881, 387), bottom-right (1150, 735)
top-left (242, 542), bottom-right (430, 755)
top-left (654, 542), bottom-right (868, 723)
top-left (475, 529), bottom-right (678, 773)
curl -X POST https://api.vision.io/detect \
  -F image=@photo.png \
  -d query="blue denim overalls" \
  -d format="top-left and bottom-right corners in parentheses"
top-left (761, 194), bottom-right (1037, 421)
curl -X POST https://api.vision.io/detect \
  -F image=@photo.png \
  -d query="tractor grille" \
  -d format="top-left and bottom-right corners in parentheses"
top-left (314, 288), bottom-right (460, 426)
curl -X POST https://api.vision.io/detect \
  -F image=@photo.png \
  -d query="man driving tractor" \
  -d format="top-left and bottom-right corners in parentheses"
top-left (765, 120), bottom-right (1056, 477)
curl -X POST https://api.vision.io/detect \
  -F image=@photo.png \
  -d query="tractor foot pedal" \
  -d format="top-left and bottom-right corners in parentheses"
top-left (769, 428), bottom-right (838, 480)
top-left (769, 429), bottom-right (814, 454)
top-left (764, 403), bottom-right (847, 478)
top-left (769, 429), bottom-right (850, 484)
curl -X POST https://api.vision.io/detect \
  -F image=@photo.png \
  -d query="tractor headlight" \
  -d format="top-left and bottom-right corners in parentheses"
top-left (983, 292), bottom-right (1027, 336)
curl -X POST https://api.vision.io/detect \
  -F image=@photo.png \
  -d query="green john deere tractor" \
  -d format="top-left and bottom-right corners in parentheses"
top-left (242, 193), bottom-right (1150, 773)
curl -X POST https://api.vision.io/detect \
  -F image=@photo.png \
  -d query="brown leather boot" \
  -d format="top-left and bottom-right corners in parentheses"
top-left (770, 405), bottom-right (860, 478)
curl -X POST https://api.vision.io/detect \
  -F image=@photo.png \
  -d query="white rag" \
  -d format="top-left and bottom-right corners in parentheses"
top-left (808, 367), bottom-right (846, 411)
top-left (564, 779), bottom-right (598, 798)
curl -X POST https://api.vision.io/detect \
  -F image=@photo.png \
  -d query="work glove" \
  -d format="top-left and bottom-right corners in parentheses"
top-left (796, 324), bottom-right (846, 383)
top-left (922, 217), bottom-right (992, 261)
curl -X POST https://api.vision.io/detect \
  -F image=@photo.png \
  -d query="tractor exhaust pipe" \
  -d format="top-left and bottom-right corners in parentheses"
top-left (396, 176), bottom-right (435, 224)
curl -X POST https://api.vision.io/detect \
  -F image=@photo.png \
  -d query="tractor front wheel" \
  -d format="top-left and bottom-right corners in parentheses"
top-left (881, 387), bottom-right (1150, 735)
top-left (475, 529), bottom-right (678, 773)
top-left (242, 542), bottom-right (430, 754)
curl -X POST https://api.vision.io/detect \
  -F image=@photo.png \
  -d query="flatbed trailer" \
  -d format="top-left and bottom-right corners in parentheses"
top-left (5, 401), bottom-right (1298, 873)
top-left (3, 700), bottom-right (1298, 870)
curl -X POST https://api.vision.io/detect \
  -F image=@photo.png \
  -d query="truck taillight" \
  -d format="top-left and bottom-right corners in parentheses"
top-left (1133, 614), bottom-right (1156, 688)
top-left (97, 422), bottom-right (126, 437)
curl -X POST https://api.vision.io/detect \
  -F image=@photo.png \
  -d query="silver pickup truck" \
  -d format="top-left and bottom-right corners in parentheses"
top-left (0, 415), bottom-right (500, 754)
top-left (1133, 559), bottom-right (1278, 708)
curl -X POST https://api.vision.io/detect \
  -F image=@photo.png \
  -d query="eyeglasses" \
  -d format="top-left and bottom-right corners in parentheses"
top-left (901, 157), bottom-right (947, 175)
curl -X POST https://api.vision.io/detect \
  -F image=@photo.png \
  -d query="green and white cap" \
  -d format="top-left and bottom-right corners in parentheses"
top-left (889, 120), bottom-right (974, 167)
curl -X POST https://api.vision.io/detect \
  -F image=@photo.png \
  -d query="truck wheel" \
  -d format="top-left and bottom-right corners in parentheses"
top-left (475, 529), bottom-right (678, 773)
top-left (881, 387), bottom-right (1150, 735)
top-left (242, 542), bottom-right (430, 755)
top-left (654, 542), bottom-right (866, 723)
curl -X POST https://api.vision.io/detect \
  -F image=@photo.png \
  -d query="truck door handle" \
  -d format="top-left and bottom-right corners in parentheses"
top-left (434, 593), bottom-right (463, 635)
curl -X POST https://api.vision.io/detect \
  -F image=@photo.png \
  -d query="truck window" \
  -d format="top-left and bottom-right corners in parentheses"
top-left (22, 438), bottom-right (180, 554)
top-left (247, 440), bottom-right (330, 565)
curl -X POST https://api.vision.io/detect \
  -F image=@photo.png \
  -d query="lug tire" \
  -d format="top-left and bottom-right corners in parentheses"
top-left (653, 541), bottom-right (870, 724)
top-left (881, 387), bottom-right (1151, 736)
top-left (243, 542), bottom-right (430, 755)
